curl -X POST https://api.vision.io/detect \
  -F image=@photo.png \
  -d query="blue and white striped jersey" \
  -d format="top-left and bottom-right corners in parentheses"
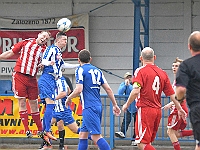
top-left (75, 64), bottom-right (107, 109)
top-left (54, 76), bottom-right (69, 113)
top-left (42, 44), bottom-right (64, 77)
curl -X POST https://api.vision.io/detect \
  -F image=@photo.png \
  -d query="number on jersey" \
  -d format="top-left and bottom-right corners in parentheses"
top-left (152, 76), bottom-right (160, 94)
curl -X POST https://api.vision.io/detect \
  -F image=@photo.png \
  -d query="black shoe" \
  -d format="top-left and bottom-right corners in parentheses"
top-left (58, 146), bottom-right (65, 150)
top-left (59, 144), bottom-right (65, 150)
top-left (38, 140), bottom-right (47, 149)
top-left (26, 130), bottom-right (33, 138)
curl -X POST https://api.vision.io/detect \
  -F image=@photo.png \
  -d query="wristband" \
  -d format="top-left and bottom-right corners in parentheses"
top-left (175, 96), bottom-right (185, 102)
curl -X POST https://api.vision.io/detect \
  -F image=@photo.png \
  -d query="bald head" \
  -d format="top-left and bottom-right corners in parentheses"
top-left (188, 31), bottom-right (200, 52)
top-left (141, 47), bottom-right (154, 61)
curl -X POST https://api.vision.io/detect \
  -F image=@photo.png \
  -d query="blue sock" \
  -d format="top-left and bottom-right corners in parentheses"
top-left (88, 133), bottom-right (92, 141)
top-left (77, 128), bottom-right (80, 134)
top-left (78, 139), bottom-right (88, 150)
top-left (44, 104), bottom-right (54, 132)
top-left (42, 117), bottom-right (46, 131)
top-left (97, 138), bottom-right (111, 150)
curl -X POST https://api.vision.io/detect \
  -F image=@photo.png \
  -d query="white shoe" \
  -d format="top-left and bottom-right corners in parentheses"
top-left (131, 140), bottom-right (137, 146)
top-left (115, 131), bottom-right (125, 138)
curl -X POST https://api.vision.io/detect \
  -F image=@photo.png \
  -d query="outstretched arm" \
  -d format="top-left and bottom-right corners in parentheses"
top-left (0, 50), bottom-right (15, 60)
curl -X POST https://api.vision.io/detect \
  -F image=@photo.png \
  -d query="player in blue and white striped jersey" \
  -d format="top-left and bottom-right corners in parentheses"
top-left (66, 49), bottom-right (121, 150)
top-left (38, 32), bottom-right (79, 144)
top-left (40, 76), bottom-right (80, 150)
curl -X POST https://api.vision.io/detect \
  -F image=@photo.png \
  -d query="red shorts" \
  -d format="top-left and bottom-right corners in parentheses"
top-left (167, 100), bottom-right (188, 130)
top-left (12, 72), bottom-right (38, 100)
top-left (135, 107), bottom-right (161, 144)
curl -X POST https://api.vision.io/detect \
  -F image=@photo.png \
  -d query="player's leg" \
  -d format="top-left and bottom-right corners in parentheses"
top-left (27, 78), bottom-right (43, 133)
top-left (115, 112), bottom-right (126, 138)
top-left (189, 105), bottom-right (200, 150)
top-left (78, 131), bottom-right (89, 150)
top-left (57, 120), bottom-right (66, 150)
top-left (167, 128), bottom-right (181, 150)
top-left (135, 107), bottom-right (159, 150)
top-left (12, 73), bottom-right (32, 137)
top-left (43, 98), bottom-right (56, 140)
top-left (18, 98), bottom-right (32, 137)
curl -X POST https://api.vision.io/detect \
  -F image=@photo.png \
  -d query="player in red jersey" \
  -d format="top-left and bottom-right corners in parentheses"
top-left (0, 31), bottom-right (51, 138)
top-left (163, 57), bottom-right (193, 150)
top-left (122, 47), bottom-right (186, 150)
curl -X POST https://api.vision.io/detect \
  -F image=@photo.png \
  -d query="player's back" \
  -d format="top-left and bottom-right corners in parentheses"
top-left (76, 64), bottom-right (106, 109)
top-left (134, 64), bottom-right (174, 108)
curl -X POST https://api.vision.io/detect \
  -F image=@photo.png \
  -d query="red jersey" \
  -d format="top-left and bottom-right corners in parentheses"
top-left (133, 64), bottom-right (174, 108)
top-left (12, 39), bottom-right (46, 76)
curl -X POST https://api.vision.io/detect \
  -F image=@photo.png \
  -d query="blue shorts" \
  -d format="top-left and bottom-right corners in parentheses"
top-left (38, 73), bottom-right (56, 102)
top-left (81, 106), bottom-right (102, 135)
top-left (52, 108), bottom-right (75, 126)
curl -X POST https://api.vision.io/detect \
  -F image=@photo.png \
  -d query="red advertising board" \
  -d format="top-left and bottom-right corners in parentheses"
top-left (0, 27), bottom-right (85, 60)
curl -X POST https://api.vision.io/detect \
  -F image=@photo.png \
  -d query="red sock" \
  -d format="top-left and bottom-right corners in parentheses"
top-left (173, 141), bottom-right (181, 150)
top-left (19, 110), bottom-right (29, 131)
top-left (144, 144), bottom-right (156, 150)
top-left (180, 130), bottom-right (193, 137)
top-left (31, 112), bottom-right (42, 131)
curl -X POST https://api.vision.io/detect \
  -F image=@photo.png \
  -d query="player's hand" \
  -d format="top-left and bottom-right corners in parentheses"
top-left (162, 103), bottom-right (172, 110)
top-left (65, 97), bottom-right (72, 107)
top-left (178, 108), bottom-right (187, 121)
top-left (122, 103), bottom-right (128, 112)
top-left (113, 105), bottom-right (121, 116)
top-left (50, 61), bottom-right (55, 66)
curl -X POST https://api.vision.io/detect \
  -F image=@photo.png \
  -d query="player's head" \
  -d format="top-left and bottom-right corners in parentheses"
top-left (55, 32), bottom-right (67, 49)
top-left (188, 31), bottom-right (200, 52)
top-left (78, 49), bottom-right (91, 64)
top-left (172, 57), bottom-right (183, 74)
top-left (140, 47), bottom-right (156, 64)
top-left (37, 30), bottom-right (51, 45)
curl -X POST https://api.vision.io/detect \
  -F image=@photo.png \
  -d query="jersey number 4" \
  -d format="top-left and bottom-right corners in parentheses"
top-left (152, 76), bottom-right (160, 94)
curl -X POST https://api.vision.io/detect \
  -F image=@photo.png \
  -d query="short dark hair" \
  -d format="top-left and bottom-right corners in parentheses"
top-left (188, 31), bottom-right (200, 52)
top-left (78, 49), bottom-right (91, 63)
top-left (56, 32), bottom-right (67, 39)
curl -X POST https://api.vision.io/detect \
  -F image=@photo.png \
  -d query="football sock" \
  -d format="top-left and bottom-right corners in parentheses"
top-left (97, 138), bottom-right (111, 150)
top-left (180, 130), bottom-right (193, 137)
top-left (78, 139), bottom-right (88, 150)
top-left (42, 117), bottom-right (46, 131)
top-left (59, 130), bottom-right (65, 146)
top-left (31, 112), bottom-right (42, 131)
top-left (173, 141), bottom-right (181, 150)
top-left (88, 133), bottom-right (92, 140)
top-left (44, 104), bottom-right (55, 132)
top-left (19, 110), bottom-right (29, 131)
top-left (144, 144), bottom-right (156, 150)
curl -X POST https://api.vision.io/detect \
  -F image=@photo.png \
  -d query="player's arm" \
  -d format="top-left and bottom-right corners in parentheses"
top-left (122, 82), bottom-right (141, 112)
top-left (175, 86), bottom-right (186, 103)
top-left (66, 84), bottom-right (82, 106)
top-left (126, 82), bottom-right (141, 106)
top-left (170, 93), bottom-right (186, 120)
top-left (55, 91), bottom-right (67, 100)
top-left (0, 50), bottom-right (15, 60)
top-left (102, 83), bottom-right (121, 116)
top-left (62, 63), bottom-right (79, 69)
top-left (102, 83), bottom-right (118, 106)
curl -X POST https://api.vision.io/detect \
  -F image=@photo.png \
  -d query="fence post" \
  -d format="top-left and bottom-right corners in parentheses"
top-left (110, 101), bottom-right (114, 149)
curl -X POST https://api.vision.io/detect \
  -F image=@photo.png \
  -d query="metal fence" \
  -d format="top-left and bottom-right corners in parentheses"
top-left (100, 95), bottom-right (194, 149)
